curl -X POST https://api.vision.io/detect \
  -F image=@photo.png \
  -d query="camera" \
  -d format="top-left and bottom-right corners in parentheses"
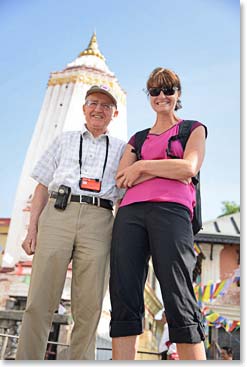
top-left (54, 185), bottom-right (71, 210)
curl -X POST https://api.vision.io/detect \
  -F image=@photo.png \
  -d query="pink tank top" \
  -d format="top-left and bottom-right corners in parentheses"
top-left (120, 120), bottom-right (204, 217)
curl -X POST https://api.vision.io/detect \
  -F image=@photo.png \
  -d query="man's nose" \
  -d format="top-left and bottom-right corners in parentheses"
top-left (94, 103), bottom-right (104, 111)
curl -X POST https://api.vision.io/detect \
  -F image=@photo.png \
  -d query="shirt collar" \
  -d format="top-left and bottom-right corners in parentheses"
top-left (81, 124), bottom-right (110, 139)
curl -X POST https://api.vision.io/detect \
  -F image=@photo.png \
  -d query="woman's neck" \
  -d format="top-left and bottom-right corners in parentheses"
top-left (150, 114), bottom-right (180, 134)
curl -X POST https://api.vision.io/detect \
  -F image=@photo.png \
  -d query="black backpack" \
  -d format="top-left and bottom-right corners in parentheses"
top-left (133, 120), bottom-right (206, 235)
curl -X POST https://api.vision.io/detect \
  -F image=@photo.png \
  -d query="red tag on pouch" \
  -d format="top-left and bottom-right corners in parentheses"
top-left (79, 177), bottom-right (101, 192)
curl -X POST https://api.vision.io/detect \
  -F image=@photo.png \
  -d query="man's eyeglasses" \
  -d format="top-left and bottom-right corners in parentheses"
top-left (85, 100), bottom-right (114, 112)
top-left (148, 87), bottom-right (178, 97)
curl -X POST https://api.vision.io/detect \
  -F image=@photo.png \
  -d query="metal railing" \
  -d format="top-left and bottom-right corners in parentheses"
top-left (0, 332), bottom-right (161, 360)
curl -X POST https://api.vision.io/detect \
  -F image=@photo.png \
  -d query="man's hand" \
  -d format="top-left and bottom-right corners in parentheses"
top-left (22, 228), bottom-right (37, 255)
top-left (21, 183), bottom-right (49, 255)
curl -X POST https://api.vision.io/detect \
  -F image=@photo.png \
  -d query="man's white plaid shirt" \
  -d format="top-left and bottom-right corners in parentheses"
top-left (31, 125), bottom-right (126, 204)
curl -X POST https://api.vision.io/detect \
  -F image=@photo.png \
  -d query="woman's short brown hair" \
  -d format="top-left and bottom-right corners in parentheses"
top-left (146, 67), bottom-right (182, 110)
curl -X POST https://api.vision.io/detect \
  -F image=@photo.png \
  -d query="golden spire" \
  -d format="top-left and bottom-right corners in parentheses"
top-left (78, 32), bottom-right (105, 60)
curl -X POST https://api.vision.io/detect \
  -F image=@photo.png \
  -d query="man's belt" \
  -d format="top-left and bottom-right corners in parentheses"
top-left (50, 192), bottom-right (113, 210)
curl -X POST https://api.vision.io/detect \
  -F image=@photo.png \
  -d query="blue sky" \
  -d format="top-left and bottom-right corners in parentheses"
top-left (0, 0), bottom-right (240, 221)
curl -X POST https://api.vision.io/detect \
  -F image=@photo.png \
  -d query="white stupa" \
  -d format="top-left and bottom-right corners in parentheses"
top-left (3, 33), bottom-right (127, 268)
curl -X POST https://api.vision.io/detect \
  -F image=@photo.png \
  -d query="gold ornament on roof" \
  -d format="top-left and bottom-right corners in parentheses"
top-left (47, 74), bottom-right (126, 105)
top-left (78, 32), bottom-right (105, 61)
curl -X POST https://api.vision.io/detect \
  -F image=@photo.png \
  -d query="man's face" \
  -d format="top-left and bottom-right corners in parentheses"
top-left (83, 92), bottom-right (118, 136)
top-left (221, 349), bottom-right (231, 360)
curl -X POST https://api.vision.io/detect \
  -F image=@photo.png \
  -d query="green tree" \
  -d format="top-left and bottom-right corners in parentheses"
top-left (219, 201), bottom-right (240, 217)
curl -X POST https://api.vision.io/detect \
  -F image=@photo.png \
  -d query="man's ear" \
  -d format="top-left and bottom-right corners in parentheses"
top-left (113, 110), bottom-right (119, 118)
top-left (82, 105), bottom-right (86, 114)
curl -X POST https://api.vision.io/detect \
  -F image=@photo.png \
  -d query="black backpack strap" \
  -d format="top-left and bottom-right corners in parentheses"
top-left (180, 120), bottom-right (200, 184)
top-left (168, 120), bottom-right (206, 152)
top-left (166, 120), bottom-right (200, 184)
top-left (180, 120), bottom-right (208, 145)
top-left (132, 128), bottom-right (150, 160)
top-left (178, 120), bottom-right (198, 149)
top-left (166, 120), bottom-right (196, 159)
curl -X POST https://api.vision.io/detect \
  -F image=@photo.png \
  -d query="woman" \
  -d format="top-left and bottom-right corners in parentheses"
top-left (109, 67), bottom-right (207, 360)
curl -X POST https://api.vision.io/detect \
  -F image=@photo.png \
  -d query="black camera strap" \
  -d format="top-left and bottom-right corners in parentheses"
top-left (79, 134), bottom-right (109, 179)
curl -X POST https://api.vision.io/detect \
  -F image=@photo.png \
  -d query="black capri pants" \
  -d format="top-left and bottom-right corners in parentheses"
top-left (109, 202), bottom-right (205, 343)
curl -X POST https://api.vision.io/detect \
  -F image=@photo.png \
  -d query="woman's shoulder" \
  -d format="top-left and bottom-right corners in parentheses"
top-left (127, 128), bottom-right (150, 147)
top-left (179, 120), bottom-right (207, 138)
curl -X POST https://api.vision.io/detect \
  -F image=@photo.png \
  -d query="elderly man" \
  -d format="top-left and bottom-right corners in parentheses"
top-left (16, 85), bottom-right (126, 360)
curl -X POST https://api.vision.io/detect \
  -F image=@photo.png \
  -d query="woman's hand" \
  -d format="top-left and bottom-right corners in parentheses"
top-left (116, 161), bottom-right (143, 188)
top-left (116, 161), bottom-right (191, 188)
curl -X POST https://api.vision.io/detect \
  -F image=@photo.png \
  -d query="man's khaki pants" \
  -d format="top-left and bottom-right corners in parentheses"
top-left (16, 199), bottom-right (114, 360)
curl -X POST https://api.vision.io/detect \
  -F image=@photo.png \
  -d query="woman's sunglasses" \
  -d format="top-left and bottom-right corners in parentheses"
top-left (148, 86), bottom-right (178, 97)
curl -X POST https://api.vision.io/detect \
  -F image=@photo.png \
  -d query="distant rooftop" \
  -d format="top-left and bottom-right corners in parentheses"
top-left (195, 212), bottom-right (240, 245)
top-left (202, 212), bottom-right (240, 235)
top-left (0, 218), bottom-right (11, 226)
